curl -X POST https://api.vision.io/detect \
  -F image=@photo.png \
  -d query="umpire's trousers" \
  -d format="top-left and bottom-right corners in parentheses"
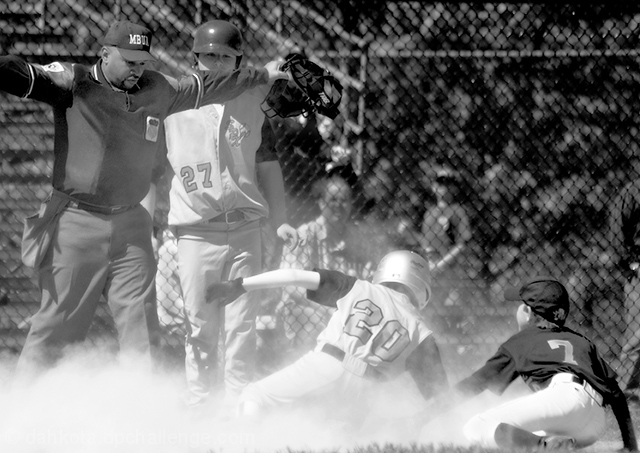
top-left (15, 205), bottom-right (160, 380)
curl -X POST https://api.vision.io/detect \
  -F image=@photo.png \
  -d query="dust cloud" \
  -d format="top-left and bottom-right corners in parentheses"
top-left (0, 345), bottom-right (515, 453)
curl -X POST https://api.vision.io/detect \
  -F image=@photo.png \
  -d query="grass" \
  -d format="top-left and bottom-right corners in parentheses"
top-left (264, 401), bottom-right (640, 453)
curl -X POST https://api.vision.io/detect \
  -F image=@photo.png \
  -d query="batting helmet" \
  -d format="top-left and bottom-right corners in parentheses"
top-left (192, 20), bottom-right (244, 58)
top-left (372, 250), bottom-right (431, 310)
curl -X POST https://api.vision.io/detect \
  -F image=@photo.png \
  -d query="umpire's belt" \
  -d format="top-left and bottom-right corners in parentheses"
top-left (552, 373), bottom-right (603, 406)
top-left (67, 199), bottom-right (136, 215)
top-left (207, 210), bottom-right (245, 224)
top-left (321, 343), bottom-right (385, 381)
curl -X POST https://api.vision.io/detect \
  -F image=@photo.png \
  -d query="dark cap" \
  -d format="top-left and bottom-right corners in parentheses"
top-left (102, 21), bottom-right (154, 61)
top-left (504, 276), bottom-right (570, 325)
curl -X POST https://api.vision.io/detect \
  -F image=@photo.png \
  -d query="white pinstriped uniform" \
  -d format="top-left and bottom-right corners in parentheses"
top-left (240, 274), bottom-right (434, 414)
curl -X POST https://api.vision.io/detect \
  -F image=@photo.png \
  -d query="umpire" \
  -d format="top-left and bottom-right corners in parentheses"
top-left (0, 20), bottom-right (287, 379)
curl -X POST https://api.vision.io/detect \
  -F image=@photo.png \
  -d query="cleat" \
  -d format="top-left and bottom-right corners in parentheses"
top-left (541, 435), bottom-right (575, 450)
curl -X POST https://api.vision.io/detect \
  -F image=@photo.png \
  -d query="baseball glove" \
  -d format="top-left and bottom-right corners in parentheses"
top-left (262, 54), bottom-right (343, 119)
top-left (206, 278), bottom-right (246, 306)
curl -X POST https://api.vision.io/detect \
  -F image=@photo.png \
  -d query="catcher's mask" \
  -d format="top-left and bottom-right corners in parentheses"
top-left (261, 54), bottom-right (342, 119)
top-left (372, 250), bottom-right (432, 310)
top-left (192, 20), bottom-right (244, 68)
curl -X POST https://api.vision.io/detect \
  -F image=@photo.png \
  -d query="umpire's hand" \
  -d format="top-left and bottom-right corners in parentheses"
top-left (206, 278), bottom-right (246, 305)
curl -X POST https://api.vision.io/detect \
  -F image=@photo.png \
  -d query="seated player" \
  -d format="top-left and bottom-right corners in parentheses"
top-left (410, 276), bottom-right (638, 451)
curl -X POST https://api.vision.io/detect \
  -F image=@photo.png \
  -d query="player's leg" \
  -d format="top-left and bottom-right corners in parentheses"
top-left (224, 221), bottom-right (263, 404)
top-left (177, 224), bottom-right (227, 407)
top-left (238, 349), bottom-right (346, 417)
top-left (14, 209), bottom-right (110, 380)
top-left (106, 206), bottom-right (160, 370)
top-left (463, 381), bottom-right (605, 448)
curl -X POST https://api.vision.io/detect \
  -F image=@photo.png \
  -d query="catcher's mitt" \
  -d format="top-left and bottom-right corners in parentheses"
top-left (262, 54), bottom-right (343, 119)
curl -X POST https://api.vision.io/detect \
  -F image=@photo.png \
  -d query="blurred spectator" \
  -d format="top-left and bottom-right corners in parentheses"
top-left (276, 167), bottom-right (380, 362)
top-left (360, 157), bottom-right (423, 250)
top-left (420, 167), bottom-right (472, 333)
top-left (608, 158), bottom-right (640, 401)
top-left (566, 234), bottom-right (623, 367)
top-left (270, 113), bottom-right (326, 225)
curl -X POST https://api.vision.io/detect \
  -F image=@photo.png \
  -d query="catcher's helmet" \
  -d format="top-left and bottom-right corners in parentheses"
top-left (192, 20), bottom-right (244, 57)
top-left (261, 54), bottom-right (342, 119)
top-left (372, 250), bottom-right (431, 310)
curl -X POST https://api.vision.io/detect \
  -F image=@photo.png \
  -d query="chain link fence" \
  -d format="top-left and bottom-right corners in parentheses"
top-left (1, 0), bottom-right (639, 380)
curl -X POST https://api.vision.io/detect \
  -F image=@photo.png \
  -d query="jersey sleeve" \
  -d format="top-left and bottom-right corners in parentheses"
top-left (306, 269), bottom-right (357, 308)
top-left (456, 346), bottom-right (518, 396)
top-left (406, 335), bottom-right (450, 400)
top-left (588, 341), bottom-right (626, 404)
top-left (166, 67), bottom-right (269, 114)
top-left (150, 132), bottom-right (169, 185)
top-left (0, 56), bottom-right (72, 106)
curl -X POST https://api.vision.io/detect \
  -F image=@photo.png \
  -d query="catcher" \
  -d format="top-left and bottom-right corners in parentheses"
top-left (206, 250), bottom-right (448, 425)
top-left (410, 276), bottom-right (638, 451)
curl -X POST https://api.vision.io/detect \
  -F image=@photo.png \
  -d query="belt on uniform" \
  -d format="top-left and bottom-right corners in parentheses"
top-left (207, 210), bottom-right (245, 224)
top-left (320, 343), bottom-right (384, 381)
top-left (68, 199), bottom-right (137, 215)
top-left (553, 373), bottom-right (604, 406)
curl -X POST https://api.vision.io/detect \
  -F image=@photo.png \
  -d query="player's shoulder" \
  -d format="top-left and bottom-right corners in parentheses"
top-left (503, 326), bottom-right (551, 344)
top-left (510, 325), bottom-right (593, 344)
top-left (240, 62), bottom-right (271, 98)
top-left (223, 84), bottom-right (268, 106)
top-left (560, 325), bottom-right (597, 346)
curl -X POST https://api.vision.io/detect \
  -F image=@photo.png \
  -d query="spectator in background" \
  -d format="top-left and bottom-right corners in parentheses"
top-left (608, 159), bottom-right (640, 402)
top-left (360, 157), bottom-right (422, 250)
top-left (270, 111), bottom-right (325, 218)
top-left (420, 167), bottom-right (472, 333)
top-left (160, 20), bottom-right (298, 413)
top-left (276, 166), bottom-right (380, 361)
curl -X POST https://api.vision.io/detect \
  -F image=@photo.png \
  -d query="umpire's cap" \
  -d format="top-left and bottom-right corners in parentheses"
top-left (504, 276), bottom-right (570, 325)
top-left (103, 20), bottom-right (154, 61)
